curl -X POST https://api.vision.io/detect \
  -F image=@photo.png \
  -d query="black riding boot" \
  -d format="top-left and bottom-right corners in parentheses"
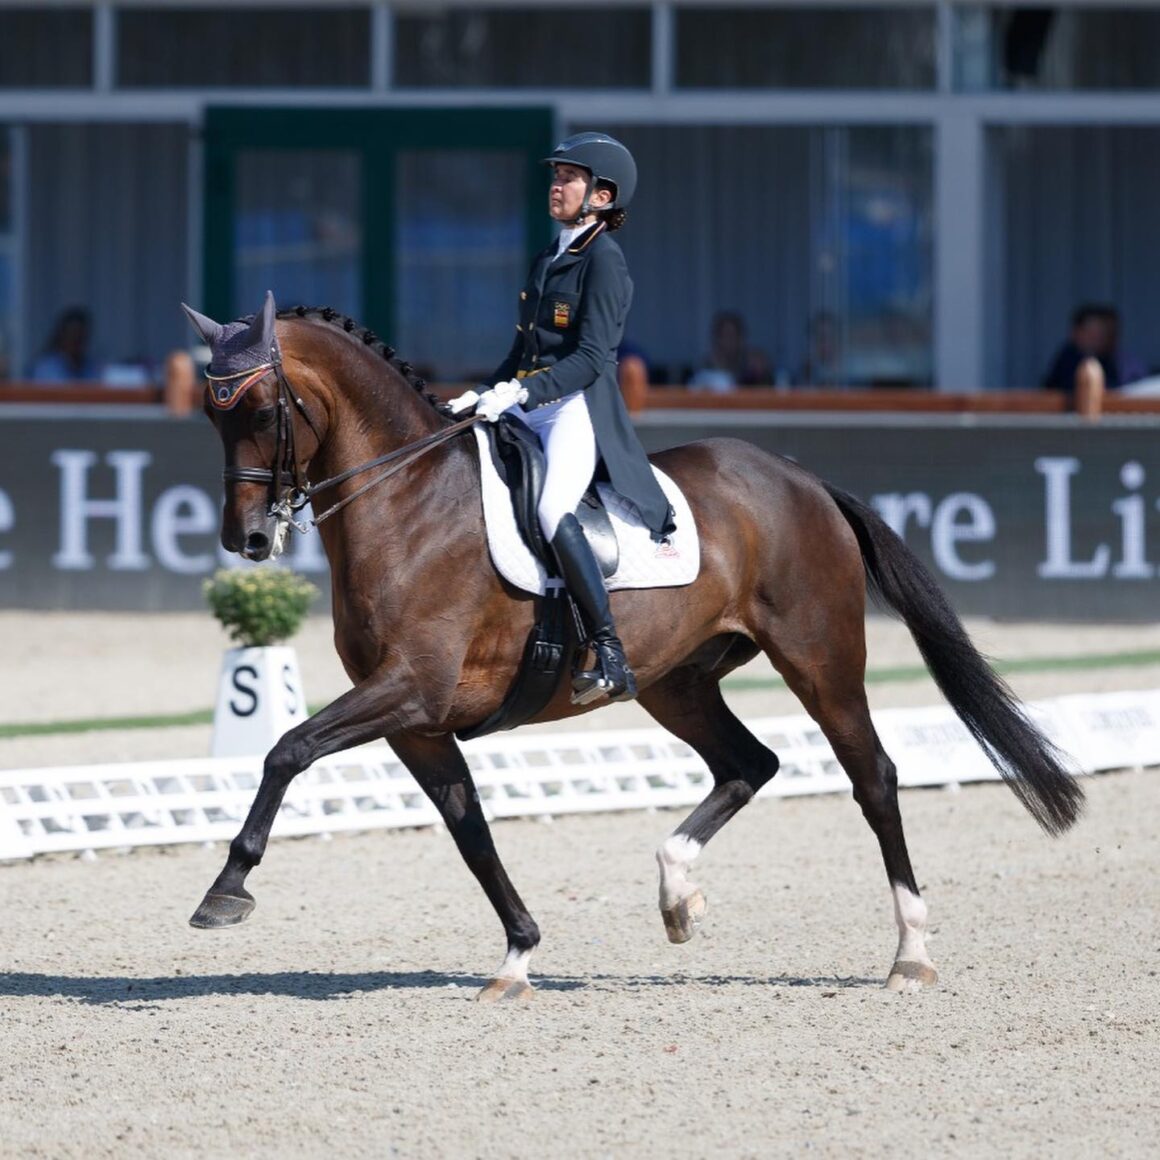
top-left (550, 513), bottom-right (638, 705)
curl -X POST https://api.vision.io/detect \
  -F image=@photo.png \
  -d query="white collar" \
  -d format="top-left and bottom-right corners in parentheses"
top-left (555, 220), bottom-right (596, 257)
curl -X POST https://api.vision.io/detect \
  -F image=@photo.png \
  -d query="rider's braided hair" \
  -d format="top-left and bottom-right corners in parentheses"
top-left (594, 180), bottom-right (627, 232)
top-left (599, 207), bottom-right (628, 232)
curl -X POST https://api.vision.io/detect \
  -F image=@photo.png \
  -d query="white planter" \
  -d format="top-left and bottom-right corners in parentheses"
top-left (211, 646), bottom-right (309, 758)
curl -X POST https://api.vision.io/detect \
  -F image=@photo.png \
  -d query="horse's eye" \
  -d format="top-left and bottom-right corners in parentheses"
top-left (252, 405), bottom-right (277, 430)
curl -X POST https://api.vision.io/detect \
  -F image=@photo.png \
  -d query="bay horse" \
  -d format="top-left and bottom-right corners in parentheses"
top-left (185, 297), bottom-right (1083, 1001)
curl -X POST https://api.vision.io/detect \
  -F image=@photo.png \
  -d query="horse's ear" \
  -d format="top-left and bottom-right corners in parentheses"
top-left (246, 290), bottom-right (278, 356)
top-left (181, 303), bottom-right (224, 346)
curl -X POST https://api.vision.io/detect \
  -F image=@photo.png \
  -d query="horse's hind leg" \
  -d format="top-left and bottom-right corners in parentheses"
top-left (638, 672), bottom-right (780, 943)
top-left (773, 640), bottom-right (938, 991)
top-left (831, 708), bottom-right (937, 991)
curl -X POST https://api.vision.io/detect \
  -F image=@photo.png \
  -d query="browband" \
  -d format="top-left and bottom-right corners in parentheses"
top-left (205, 362), bottom-right (276, 409)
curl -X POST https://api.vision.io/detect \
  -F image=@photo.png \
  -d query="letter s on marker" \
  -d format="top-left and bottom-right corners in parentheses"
top-left (230, 665), bottom-right (259, 718)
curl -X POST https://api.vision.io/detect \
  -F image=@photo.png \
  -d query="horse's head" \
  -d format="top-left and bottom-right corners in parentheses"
top-left (183, 291), bottom-right (326, 561)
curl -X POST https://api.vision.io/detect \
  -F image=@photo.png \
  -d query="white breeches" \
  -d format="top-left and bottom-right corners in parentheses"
top-left (515, 391), bottom-right (598, 540)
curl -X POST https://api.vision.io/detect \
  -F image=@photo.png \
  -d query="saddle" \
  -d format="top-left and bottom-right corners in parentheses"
top-left (458, 416), bottom-right (617, 742)
top-left (483, 416), bottom-right (619, 579)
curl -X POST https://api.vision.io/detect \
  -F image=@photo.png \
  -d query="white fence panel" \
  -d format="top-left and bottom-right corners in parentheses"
top-left (2, 689), bottom-right (1158, 861)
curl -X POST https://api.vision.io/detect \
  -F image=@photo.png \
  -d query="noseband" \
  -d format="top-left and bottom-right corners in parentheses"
top-left (207, 356), bottom-right (478, 536)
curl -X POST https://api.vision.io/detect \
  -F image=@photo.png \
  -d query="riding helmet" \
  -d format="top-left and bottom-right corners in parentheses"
top-left (542, 132), bottom-right (637, 210)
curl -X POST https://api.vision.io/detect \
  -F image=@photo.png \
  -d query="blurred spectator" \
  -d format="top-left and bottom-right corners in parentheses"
top-left (28, 306), bottom-right (98, 381)
top-left (687, 310), bottom-right (771, 391)
top-left (163, 349), bottom-right (200, 416)
top-left (797, 311), bottom-right (843, 387)
top-left (1042, 304), bottom-right (1119, 392)
top-left (1102, 307), bottom-right (1147, 387)
top-left (617, 339), bottom-right (650, 415)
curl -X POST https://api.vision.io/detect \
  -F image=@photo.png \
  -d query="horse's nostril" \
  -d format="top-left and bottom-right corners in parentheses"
top-left (244, 531), bottom-right (270, 559)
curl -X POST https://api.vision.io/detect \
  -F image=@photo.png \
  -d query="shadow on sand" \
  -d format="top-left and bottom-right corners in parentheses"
top-left (0, 969), bottom-right (880, 1004)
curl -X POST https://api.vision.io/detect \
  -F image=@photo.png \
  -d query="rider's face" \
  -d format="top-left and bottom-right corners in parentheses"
top-left (548, 164), bottom-right (611, 223)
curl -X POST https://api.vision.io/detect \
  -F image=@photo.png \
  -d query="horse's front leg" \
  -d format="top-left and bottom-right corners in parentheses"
top-left (390, 733), bottom-right (541, 1003)
top-left (190, 681), bottom-right (403, 929)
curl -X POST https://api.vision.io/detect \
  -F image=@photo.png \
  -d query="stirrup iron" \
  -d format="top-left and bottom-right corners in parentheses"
top-left (570, 638), bottom-right (638, 705)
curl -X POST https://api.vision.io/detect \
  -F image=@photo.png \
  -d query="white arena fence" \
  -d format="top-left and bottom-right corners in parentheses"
top-left (3, 689), bottom-right (1160, 861)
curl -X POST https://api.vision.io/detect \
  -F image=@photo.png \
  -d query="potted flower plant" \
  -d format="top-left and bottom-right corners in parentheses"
top-left (203, 566), bottom-right (319, 757)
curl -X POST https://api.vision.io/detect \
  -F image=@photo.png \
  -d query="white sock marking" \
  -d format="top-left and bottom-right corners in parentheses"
top-left (657, 833), bottom-right (703, 911)
top-left (891, 882), bottom-right (932, 967)
top-left (493, 947), bottom-right (532, 985)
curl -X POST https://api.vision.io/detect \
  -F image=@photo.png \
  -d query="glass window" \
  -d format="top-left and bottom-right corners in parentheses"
top-left (234, 151), bottom-right (363, 320)
top-left (676, 6), bottom-right (936, 89)
top-left (956, 6), bottom-right (1160, 90)
top-left (988, 127), bottom-right (1160, 389)
top-left (0, 7), bottom-right (92, 88)
top-left (394, 6), bottom-right (651, 88)
top-left (594, 124), bottom-right (933, 388)
top-left (117, 6), bottom-right (371, 88)
top-left (822, 127), bottom-right (934, 387)
top-left (394, 150), bottom-right (527, 382)
top-left (0, 128), bottom-right (14, 379)
top-left (23, 123), bottom-right (190, 380)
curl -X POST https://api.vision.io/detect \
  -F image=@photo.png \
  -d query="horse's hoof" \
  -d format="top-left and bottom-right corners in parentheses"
top-left (885, 960), bottom-right (938, 993)
top-left (189, 890), bottom-right (255, 929)
top-left (662, 889), bottom-right (707, 944)
top-left (475, 978), bottom-right (534, 1003)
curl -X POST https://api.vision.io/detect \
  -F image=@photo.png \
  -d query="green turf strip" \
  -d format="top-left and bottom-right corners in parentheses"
top-left (717, 648), bottom-right (1160, 691)
top-left (3, 649), bottom-right (1160, 739)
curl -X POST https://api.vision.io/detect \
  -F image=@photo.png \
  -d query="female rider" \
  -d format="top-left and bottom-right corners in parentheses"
top-left (451, 132), bottom-right (674, 704)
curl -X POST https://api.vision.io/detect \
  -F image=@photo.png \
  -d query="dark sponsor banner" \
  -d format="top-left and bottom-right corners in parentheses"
top-left (640, 417), bottom-right (1160, 621)
top-left (1, 413), bottom-right (1159, 618)
top-left (0, 416), bottom-right (329, 611)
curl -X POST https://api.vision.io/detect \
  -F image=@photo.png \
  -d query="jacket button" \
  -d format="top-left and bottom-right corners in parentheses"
top-left (520, 291), bottom-right (527, 300)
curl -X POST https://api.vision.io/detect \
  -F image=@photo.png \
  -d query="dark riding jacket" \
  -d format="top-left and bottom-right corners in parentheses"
top-left (488, 223), bottom-right (675, 538)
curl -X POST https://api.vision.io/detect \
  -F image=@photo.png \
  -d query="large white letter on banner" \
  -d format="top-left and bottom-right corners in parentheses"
top-left (1036, 456), bottom-right (1110, 579)
top-left (52, 450), bottom-right (152, 571)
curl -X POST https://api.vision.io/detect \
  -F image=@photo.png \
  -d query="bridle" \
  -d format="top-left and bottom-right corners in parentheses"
top-left (206, 354), bottom-right (479, 540)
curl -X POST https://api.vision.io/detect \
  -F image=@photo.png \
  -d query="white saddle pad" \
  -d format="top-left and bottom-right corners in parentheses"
top-left (473, 425), bottom-right (700, 596)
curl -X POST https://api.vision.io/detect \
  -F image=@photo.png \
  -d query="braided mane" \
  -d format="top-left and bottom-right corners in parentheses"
top-left (279, 304), bottom-right (452, 416)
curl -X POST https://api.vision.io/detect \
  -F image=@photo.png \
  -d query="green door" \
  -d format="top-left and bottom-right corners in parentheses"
top-left (203, 106), bottom-right (553, 381)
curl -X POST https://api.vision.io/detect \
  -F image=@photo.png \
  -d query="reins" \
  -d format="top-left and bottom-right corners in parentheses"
top-left (295, 413), bottom-right (480, 532)
top-left (212, 359), bottom-right (479, 536)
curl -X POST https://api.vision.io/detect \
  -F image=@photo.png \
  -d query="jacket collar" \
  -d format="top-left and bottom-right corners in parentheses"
top-left (563, 220), bottom-right (606, 254)
top-left (546, 221), bottom-right (607, 275)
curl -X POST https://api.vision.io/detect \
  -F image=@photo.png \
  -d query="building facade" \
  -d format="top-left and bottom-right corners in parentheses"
top-left (1, 0), bottom-right (1158, 390)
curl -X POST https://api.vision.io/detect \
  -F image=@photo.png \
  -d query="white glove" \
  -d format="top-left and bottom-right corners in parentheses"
top-left (447, 388), bottom-right (480, 415)
top-left (476, 379), bottom-right (529, 423)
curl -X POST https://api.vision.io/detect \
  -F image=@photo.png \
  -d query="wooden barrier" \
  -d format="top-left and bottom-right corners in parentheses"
top-left (5, 380), bottom-right (1160, 417)
top-left (0, 382), bottom-right (164, 406)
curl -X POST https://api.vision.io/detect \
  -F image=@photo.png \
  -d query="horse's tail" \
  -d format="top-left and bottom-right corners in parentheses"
top-left (823, 481), bottom-right (1084, 835)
